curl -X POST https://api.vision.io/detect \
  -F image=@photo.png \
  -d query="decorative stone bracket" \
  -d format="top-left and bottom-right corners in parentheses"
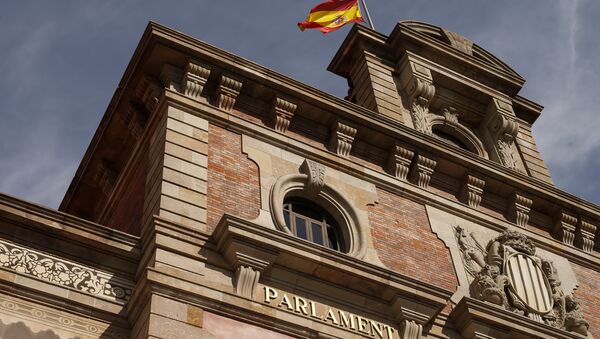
top-left (182, 60), bottom-right (211, 100)
top-left (576, 217), bottom-right (597, 253)
top-left (216, 74), bottom-right (243, 111)
top-left (329, 119), bottom-right (357, 157)
top-left (398, 59), bottom-right (435, 135)
top-left (271, 96), bottom-right (297, 133)
top-left (300, 159), bottom-right (326, 198)
top-left (506, 191), bottom-right (532, 227)
top-left (553, 211), bottom-right (577, 246)
top-left (460, 173), bottom-right (485, 209)
top-left (391, 294), bottom-right (439, 339)
top-left (409, 153), bottom-right (437, 188)
top-left (482, 98), bottom-right (521, 171)
top-left (386, 143), bottom-right (415, 180)
top-left (214, 216), bottom-right (278, 300)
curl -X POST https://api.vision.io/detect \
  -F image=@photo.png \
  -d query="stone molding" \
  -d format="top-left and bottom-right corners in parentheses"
top-left (386, 143), bottom-right (415, 180)
top-left (216, 73), bottom-right (243, 111)
top-left (460, 173), bottom-right (486, 209)
top-left (182, 59), bottom-right (211, 100)
top-left (428, 107), bottom-right (488, 158)
top-left (409, 153), bottom-right (437, 188)
top-left (121, 106), bottom-right (144, 141)
top-left (576, 217), bottom-right (597, 254)
top-left (507, 191), bottom-right (533, 228)
top-left (269, 172), bottom-right (368, 259)
top-left (554, 211), bottom-right (578, 247)
top-left (271, 95), bottom-right (297, 133)
top-left (0, 294), bottom-right (128, 339)
top-left (329, 119), bottom-right (357, 157)
top-left (0, 239), bottom-right (133, 302)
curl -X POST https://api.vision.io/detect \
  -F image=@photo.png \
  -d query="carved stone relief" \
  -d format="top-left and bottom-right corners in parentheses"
top-left (427, 206), bottom-right (583, 333)
top-left (456, 229), bottom-right (589, 336)
top-left (300, 159), bottom-right (326, 197)
top-left (406, 77), bottom-right (435, 135)
top-left (0, 294), bottom-right (127, 339)
top-left (0, 239), bottom-right (133, 302)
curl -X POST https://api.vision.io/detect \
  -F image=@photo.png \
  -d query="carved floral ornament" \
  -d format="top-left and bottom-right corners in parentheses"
top-left (0, 239), bottom-right (132, 302)
top-left (454, 227), bottom-right (589, 336)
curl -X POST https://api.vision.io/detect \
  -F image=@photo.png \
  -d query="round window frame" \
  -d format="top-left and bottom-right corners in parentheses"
top-left (270, 174), bottom-right (367, 258)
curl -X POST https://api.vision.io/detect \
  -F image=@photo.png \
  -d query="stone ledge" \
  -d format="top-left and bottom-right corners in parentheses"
top-left (449, 297), bottom-right (586, 339)
top-left (212, 213), bottom-right (452, 325)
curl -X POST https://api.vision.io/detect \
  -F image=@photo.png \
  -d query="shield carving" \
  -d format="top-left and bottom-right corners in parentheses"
top-left (504, 251), bottom-right (553, 314)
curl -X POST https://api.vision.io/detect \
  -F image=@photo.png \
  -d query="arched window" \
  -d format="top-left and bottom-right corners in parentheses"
top-left (283, 198), bottom-right (343, 251)
top-left (433, 129), bottom-right (470, 151)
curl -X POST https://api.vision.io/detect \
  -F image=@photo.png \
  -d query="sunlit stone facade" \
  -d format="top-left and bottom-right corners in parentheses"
top-left (0, 21), bottom-right (598, 339)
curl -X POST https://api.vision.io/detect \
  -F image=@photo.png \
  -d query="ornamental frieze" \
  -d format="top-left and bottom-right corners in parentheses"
top-left (0, 239), bottom-right (133, 302)
top-left (455, 228), bottom-right (589, 336)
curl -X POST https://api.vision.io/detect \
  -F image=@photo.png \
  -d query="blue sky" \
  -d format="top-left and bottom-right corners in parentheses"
top-left (1, 0), bottom-right (599, 208)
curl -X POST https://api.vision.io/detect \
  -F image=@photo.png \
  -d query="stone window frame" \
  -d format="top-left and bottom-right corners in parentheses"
top-left (429, 115), bottom-right (488, 158)
top-left (269, 172), bottom-right (368, 259)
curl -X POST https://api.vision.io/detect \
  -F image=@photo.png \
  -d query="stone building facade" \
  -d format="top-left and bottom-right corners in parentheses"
top-left (0, 21), bottom-right (598, 338)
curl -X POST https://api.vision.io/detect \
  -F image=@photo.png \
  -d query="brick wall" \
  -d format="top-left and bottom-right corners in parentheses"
top-left (572, 263), bottom-right (600, 338)
top-left (207, 125), bottom-right (260, 229)
top-left (368, 188), bottom-right (457, 291)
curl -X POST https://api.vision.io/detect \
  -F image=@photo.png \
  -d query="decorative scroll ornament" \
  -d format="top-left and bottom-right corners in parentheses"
top-left (454, 229), bottom-right (589, 335)
top-left (300, 159), bottom-right (326, 197)
top-left (0, 240), bottom-right (132, 302)
top-left (488, 114), bottom-right (519, 170)
top-left (406, 77), bottom-right (435, 135)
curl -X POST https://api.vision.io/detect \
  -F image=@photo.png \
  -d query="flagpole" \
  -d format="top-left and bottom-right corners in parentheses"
top-left (359, 0), bottom-right (375, 30)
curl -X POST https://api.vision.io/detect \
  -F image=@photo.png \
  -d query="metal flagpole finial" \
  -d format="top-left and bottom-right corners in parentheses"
top-left (359, 0), bottom-right (375, 30)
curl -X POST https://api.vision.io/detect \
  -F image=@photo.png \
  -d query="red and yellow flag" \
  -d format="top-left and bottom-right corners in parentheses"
top-left (298, 0), bottom-right (364, 34)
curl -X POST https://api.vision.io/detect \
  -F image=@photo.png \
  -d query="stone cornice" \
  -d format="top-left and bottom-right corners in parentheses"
top-left (213, 214), bottom-right (451, 316)
top-left (137, 23), bottom-right (600, 222)
top-left (0, 193), bottom-right (140, 276)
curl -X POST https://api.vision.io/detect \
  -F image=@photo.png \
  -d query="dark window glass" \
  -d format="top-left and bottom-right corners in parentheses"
top-left (283, 210), bottom-right (290, 229)
top-left (282, 198), bottom-right (343, 252)
top-left (296, 218), bottom-right (307, 240)
top-left (311, 223), bottom-right (324, 245)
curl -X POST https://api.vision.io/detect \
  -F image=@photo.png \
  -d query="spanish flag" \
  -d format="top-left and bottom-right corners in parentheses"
top-left (298, 0), bottom-right (365, 34)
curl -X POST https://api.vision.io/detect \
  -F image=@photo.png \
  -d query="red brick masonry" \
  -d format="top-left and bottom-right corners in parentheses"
top-left (207, 125), bottom-right (260, 230)
top-left (369, 188), bottom-right (458, 292)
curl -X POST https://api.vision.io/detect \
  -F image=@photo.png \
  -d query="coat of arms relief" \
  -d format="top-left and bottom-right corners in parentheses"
top-left (454, 227), bottom-right (589, 336)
